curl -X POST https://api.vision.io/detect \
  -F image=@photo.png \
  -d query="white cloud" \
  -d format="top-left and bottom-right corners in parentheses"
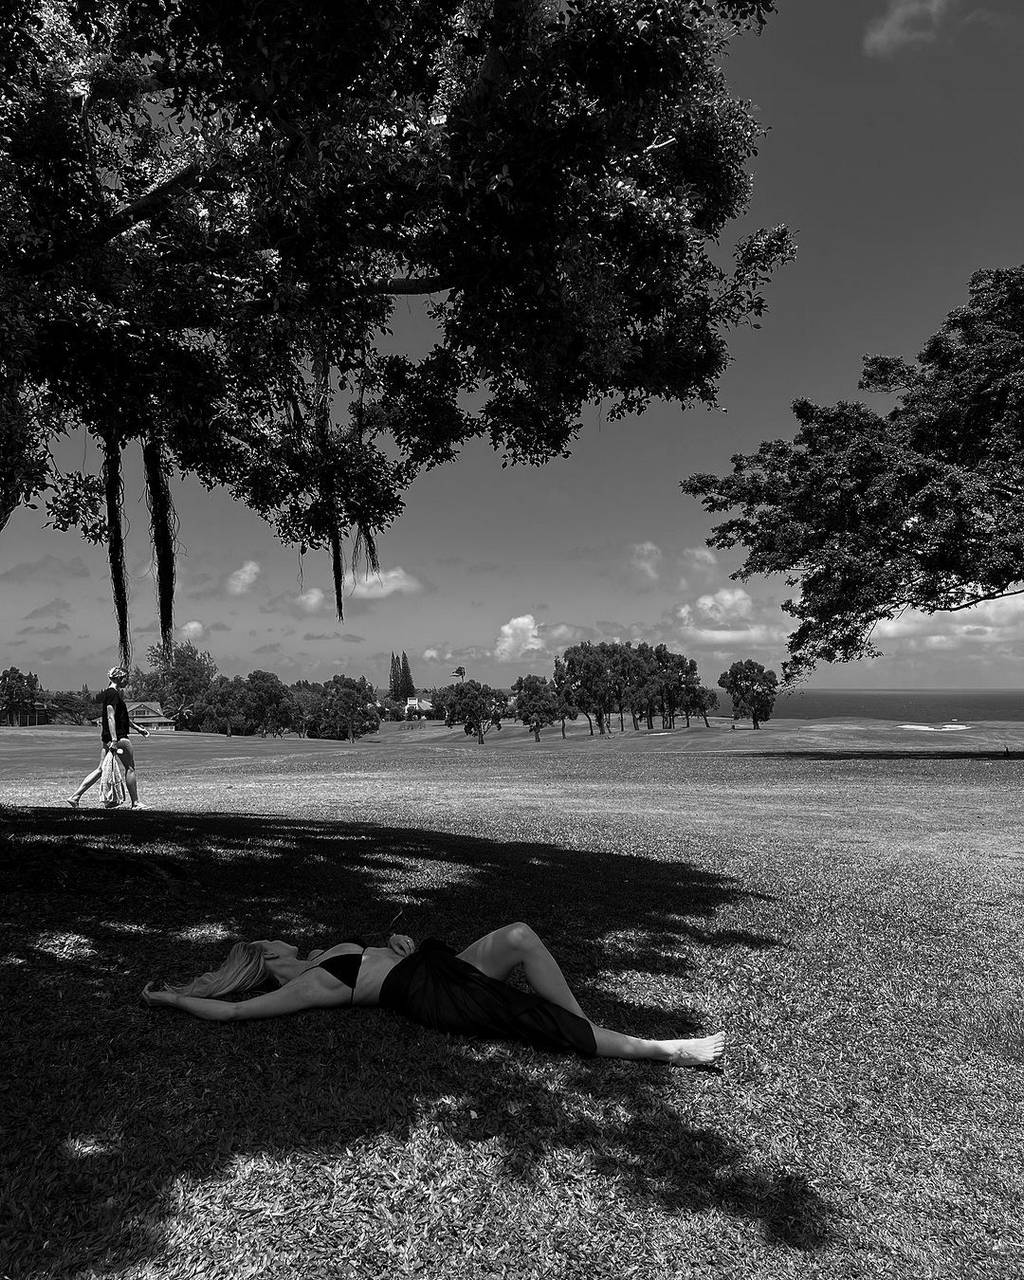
top-left (297, 588), bottom-right (324, 613)
top-left (226, 560), bottom-right (261, 595)
top-left (422, 647), bottom-right (441, 662)
top-left (346, 567), bottom-right (421, 599)
top-left (494, 614), bottom-right (547, 662)
top-left (180, 620), bottom-right (204, 641)
top-left (683, 547), bottom-right (717, 570)
top-left (696, 587), bottom-right (754, 624)
top-left (629, 541), bottom-right (662, 583)
top-left (864, 0), bottom-right (956, 57)
top-left (679, 624), bottom-right (785, 648)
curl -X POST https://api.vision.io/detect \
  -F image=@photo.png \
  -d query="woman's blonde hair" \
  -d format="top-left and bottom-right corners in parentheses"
top-left (164, 941), bottom-right (269, 999)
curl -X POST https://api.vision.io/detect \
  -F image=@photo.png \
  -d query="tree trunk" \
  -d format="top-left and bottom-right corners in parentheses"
top-left (533, 723), bottom-right (541, 742)
top-left (477, 723), bottom-right (485, 745)
top-left (619, 708), bottom-right (624, 732)
top-left (583, 712), bottom-right (593, 735)
top-left (752, 714), bottom-right (761, 729)
top-left (702, 712), bottom-right (710, 728)
top-left (560, 718), bottom-right (566, 739)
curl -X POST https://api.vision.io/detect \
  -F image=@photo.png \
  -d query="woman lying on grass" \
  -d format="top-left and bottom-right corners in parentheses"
top-left (143, 921), bottom-right (725, 1068)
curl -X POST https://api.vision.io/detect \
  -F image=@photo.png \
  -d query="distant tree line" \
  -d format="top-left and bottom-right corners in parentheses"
top-left (1, 643), bottom-right (778, 741)
top-left (0, 647), bottom-right (383, 741)
top-left (426, 643), bottom-right (779, 742)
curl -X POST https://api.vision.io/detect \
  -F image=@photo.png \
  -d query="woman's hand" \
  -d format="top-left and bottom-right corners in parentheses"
top-left (141, 982), bottom-right (177, 1008)
top-left (387, 934), bottom-right (415, 958)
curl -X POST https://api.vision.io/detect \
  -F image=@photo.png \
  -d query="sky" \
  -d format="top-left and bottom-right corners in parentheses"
top-left (4, 0), bottom-right (1024, 694)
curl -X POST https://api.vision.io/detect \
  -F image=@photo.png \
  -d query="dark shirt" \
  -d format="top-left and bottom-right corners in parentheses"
top-left (100, 687), bottom-right (130, 744)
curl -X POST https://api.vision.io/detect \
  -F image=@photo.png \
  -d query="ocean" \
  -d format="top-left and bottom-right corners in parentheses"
top-left (764, 688), bottom-right (1024, 722)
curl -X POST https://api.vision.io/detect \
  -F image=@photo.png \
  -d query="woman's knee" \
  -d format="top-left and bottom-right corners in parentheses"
top-left (503, 922), bottom-right (538, 952)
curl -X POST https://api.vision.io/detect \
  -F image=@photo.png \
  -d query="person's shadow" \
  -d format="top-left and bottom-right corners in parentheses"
top-left (1, 807), bottom-right (834, 1275)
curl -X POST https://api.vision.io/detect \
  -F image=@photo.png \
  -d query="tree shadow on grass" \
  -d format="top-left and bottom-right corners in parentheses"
top-left (1, 806), bottom-right (833, 1275)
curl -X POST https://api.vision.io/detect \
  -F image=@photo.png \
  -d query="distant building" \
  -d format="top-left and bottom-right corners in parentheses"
top-left (13, 700), bottom-right (51, 727)
top-left (405, 696), bottom-right (433, 718)
top-left (125, 700), bottom-right (177, 731)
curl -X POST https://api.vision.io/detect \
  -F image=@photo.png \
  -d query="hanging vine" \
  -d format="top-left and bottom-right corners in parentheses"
top-left (100, 430), bottom-right (131, 670)
top-left (142, 432), bottom-right (178, 649)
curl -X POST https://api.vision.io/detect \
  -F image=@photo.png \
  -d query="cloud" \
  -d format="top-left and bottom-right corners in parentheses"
top-left (0, 555), bottom-right (90, 583)
top-left (546, 622), bottom-right (600, 647)
top-left (297, 588), bottom-right (325, 613)
top-left (17, 621), bottom-right (71, 635)
top-left (345, 567), bottom-right (421, 599)
top-left (39, 644), bottom-right (72, 660)
top-left (23, 597), bottom-right (72, 619)
top-left (683, 547), bottom-right (717, 570)
top-left (207, 621), bottom-right (231, 633)
top-left (135, 619), bottom-right (160, 634)
top-left (253, 642), bottom-right (281, 654)
top-left (226, 560), bottom-right (261, 596)
top-left (696, 588), bottom-right (754, 624)
top-left (180, 620), bottom-right (205, 641)
top-left (422, 647), bottom-right (441, 662)
top-left (303, 631), bottom-right (364, 643)
top-left (494, 614), bottom-right (547, 662)
top-left (629, 541), bottom-right (663, 584)
top-left (864, 0), bottom-right (956, 56)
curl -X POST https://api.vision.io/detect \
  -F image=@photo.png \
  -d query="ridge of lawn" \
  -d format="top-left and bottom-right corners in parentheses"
top-left (1, 745), bottom-right (1022, 1280)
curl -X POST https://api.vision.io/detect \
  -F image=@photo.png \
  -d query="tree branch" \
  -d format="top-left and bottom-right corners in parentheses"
top-left (941, 586), bottom-right (1024, 612)
top-left (17, 157), bottom-right (213, 274)
top-left (359, 275), bottom-right (453, 296)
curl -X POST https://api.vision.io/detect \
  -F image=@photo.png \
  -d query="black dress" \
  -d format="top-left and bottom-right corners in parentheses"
top-left (378, 938), bottom-right (597, 1057)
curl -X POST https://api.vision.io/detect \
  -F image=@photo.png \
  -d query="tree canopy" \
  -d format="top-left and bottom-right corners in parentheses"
top-left (717, 657), bottom-right (776, 728)
top-left (2, 0), bottom-right (790, 664)
top-left (682, 266), bottom-right (1024, 679)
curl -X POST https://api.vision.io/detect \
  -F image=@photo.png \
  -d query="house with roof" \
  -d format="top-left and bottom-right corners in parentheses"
top-left (125, 700), bottom-right (177, 731)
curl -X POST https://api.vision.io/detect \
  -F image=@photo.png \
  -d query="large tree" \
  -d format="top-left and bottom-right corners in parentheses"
top-left (718, 658), bottom-right (776, 729)
top-left (683, 266), bottom-right (1024, 679)
top-left (511, 672), bottom-right (559, 740)
top-left (129, 639), bottom-right (218, 725)
top-left (3, 0), bottom-right (790, 664)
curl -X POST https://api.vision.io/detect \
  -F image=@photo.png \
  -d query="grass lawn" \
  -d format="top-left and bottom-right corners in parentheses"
top-left (1, 725), bottom-right (1022, 1279)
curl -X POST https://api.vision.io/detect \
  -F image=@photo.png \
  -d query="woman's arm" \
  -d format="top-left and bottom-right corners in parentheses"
top-left (142, 970), bottom-right (350, 1021)
top-left (143, 984), bottom-right (235, 1020)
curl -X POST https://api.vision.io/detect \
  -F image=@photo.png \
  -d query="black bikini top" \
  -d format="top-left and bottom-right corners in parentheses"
top-left (316, 944), bottom-right (367, 992)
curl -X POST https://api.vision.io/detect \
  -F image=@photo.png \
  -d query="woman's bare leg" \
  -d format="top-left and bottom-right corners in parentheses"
top-left (456, 922), bottom-right (588, 1018)
top-left (69, 766), bottom-right (101, 803)
top-left (457, 922), bottom-right (726, 1068)
top-left (590, 1025), bottom-right (725, 1066)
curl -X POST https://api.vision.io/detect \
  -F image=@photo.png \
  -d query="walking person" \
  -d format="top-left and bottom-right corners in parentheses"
top-left (142, 921), bottom-right (725, 1068)
top-left (67, 667), bottom-right (150, 809)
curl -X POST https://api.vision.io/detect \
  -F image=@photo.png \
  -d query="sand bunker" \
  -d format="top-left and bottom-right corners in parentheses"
top-left (897, 723), bottom-right (971, 732)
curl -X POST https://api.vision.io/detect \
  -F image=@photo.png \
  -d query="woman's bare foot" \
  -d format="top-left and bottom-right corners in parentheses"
top-left (663, 1032), bottom-right (725, 1068)
top-left (66, 796), bottom-right (80, 809)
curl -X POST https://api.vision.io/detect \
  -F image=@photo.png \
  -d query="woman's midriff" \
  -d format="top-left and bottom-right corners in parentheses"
top-left (314, 944), bottom-right (403, 1006)
top-left (353, 946), bottom-right (404, 1005)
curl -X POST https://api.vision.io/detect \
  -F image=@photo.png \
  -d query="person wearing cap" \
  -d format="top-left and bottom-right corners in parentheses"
top-left (67, 667), bottom-right (150, 809)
